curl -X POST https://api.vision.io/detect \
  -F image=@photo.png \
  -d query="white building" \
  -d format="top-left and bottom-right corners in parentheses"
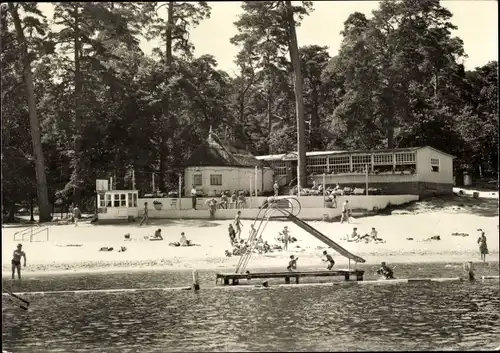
top-left (184, 131), bottom-right (273, 197)
top-left (256, 146), bottom-right (455, 196)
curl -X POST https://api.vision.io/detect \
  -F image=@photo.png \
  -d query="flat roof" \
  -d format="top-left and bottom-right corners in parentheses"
top-left (256, 146), bottom-right (455, 161)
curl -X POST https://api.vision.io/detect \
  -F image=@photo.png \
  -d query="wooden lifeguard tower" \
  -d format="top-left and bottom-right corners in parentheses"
top-left (96, 179), bottom-right (139, 221)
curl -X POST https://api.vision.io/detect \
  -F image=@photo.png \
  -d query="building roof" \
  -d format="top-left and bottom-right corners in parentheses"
top-left (255, 146), bottom-right (455, 161)
top-left (184, 130), bottom-right (264, 168)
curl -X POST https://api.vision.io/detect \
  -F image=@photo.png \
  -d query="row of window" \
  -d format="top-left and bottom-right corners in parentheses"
top-left (193, 174), bottom-right (222, 186)
top-left (98, 193), bottom-right (138, 208)
top-left (305, 152), bottom-right (416, 166)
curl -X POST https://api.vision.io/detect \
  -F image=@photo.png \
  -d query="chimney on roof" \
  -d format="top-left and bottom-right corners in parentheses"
top-left (208, 126), bottom-right (213, 144)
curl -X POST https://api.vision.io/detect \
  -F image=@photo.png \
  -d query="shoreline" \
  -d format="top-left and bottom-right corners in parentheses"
top-left (3, 198), bottom-right (498, 279)
top-left (2, 252), bottom-right (498, 278)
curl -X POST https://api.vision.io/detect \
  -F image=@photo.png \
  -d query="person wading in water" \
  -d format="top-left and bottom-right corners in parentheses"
top-left (12, 244), bottom-right (27, 280)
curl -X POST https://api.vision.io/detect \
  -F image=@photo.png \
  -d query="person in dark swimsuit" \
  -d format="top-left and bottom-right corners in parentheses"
top-left (322, 250), bottom-right (335, 270)
top-left (12, 244), bottom-right (26, 280)
top-left (228, 224), bottom-right (236, 246)
top-left (376, 262), bottom-right (394, 279)
top-left (287, 255), bottom-right (298, 271)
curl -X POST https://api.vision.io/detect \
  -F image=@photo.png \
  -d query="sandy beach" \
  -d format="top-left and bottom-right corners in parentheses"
top-left (2, 192), bottom-right (498, 277)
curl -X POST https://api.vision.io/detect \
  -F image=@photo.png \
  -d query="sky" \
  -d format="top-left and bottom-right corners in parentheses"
top-left (38, 1), bottom-right (498, 75)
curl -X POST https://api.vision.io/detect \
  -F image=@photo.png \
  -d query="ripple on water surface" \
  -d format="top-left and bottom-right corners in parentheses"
top-left (2, 263), bottom-right (500, 352)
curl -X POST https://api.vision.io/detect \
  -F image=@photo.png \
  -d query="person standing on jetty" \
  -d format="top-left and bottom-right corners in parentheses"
top-left (11, 244), bottom-right (26, 280)
top-left (322, 250), bottom-right (335, 270)
top-left (273, 181), bottom-right (279, 196)
top-left (287, 255), bottom-right (298, 271)
top-left (140, 202), bottom-right (149, 226)
top-left (477, 229), bottom-right (489, 262)
top-left (191, 185), bottom-right (198, 210)
top-left (234, 211), bottom-right (243, 241)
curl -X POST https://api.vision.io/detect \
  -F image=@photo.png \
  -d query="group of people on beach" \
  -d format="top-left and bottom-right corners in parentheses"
top-left (343, 227), bottom-right (384, 243)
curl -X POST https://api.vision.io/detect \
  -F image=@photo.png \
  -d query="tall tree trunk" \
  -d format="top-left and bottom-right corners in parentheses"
top-left (8, 3), bottom-right (52, 222)
top-left (285, 1), bottom-right (307, 189)
top-left (158, 1), bottom-right (174, 192)
top-left (73, 5), bottom-right (83, 206)
top-left (310, 84), bottom-right (320, 149)
top-left (266, 77), bottom-right (272, 152)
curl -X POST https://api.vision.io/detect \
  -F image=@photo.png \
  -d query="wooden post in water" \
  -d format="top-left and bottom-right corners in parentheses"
top-left (192, 270), bottom-right (200, 291)
top-left (464, 261), bottom-right (475, 281)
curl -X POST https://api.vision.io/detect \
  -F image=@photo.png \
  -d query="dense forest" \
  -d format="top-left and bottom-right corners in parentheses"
top-left (1, 1), bottom-right (498, 220)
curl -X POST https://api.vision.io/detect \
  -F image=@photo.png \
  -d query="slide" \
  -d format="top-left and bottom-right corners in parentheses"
top-left (287, 214), bottom-right (366, 263)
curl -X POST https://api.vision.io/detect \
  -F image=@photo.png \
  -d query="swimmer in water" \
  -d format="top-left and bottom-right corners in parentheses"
top-left (376, 262), bottom-right (394, 279)
top-left (287, 255), bottom-right (298, 271)
top-left (12, 244), bottom-right (26, 280)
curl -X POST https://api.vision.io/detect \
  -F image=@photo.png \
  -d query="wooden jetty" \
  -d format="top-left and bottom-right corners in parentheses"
top-left (216, 269), bottom-right (365, 285)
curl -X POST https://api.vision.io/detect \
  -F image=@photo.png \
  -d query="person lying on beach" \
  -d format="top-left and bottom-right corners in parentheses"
top-left (99, 247), bottom-right (114, 252)
top-left (420, 235), bottom-right (441, 242)
top-left (287, 255), bottom-right (298, 271)
top-left (322, 250), bottom-right (335, 270)
top-left (376, 262), bottom-right (394, 279)
top-left (124, 233), bottom-right (131, 241)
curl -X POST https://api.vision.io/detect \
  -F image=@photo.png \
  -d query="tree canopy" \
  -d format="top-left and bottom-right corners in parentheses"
top-left (1, 1), bottom-right (497, 217)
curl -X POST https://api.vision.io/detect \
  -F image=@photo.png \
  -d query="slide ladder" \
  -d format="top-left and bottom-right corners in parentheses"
top-left (234, 197), bottom-right (365, 273)
top-left (235, 197), bottom-right (302, 274)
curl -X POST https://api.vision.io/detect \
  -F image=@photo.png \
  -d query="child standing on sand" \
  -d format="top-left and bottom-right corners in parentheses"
top-left (477, 230), bottom-right (489, 262)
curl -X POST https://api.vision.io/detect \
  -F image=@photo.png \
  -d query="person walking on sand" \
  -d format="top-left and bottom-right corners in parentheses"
top-left (234, 211), bottom-right (243, 241)
top-left (340, 200), bottom-right (349, 224)
top-left (191, 185), bottom-right (198, 210)
top-left (140, 202), bottom-right (149, 226)
top-left (477, 230), bottom-right (489, 262)
top-left (11, 244), bottom-right (26, 280)
top-left (73, 204), bottom-right (81, 227)
top-left (228, 224), bottom-right (237, 246)
top-left (322, 250), bottom-right (335, 270)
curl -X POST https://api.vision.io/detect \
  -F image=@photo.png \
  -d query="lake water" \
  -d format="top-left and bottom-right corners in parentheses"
top-left (2, 262), bottom-right (499, 352)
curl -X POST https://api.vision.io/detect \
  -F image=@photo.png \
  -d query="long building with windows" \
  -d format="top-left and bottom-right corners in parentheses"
top-left (256, 146), bottom-right (455, 196)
